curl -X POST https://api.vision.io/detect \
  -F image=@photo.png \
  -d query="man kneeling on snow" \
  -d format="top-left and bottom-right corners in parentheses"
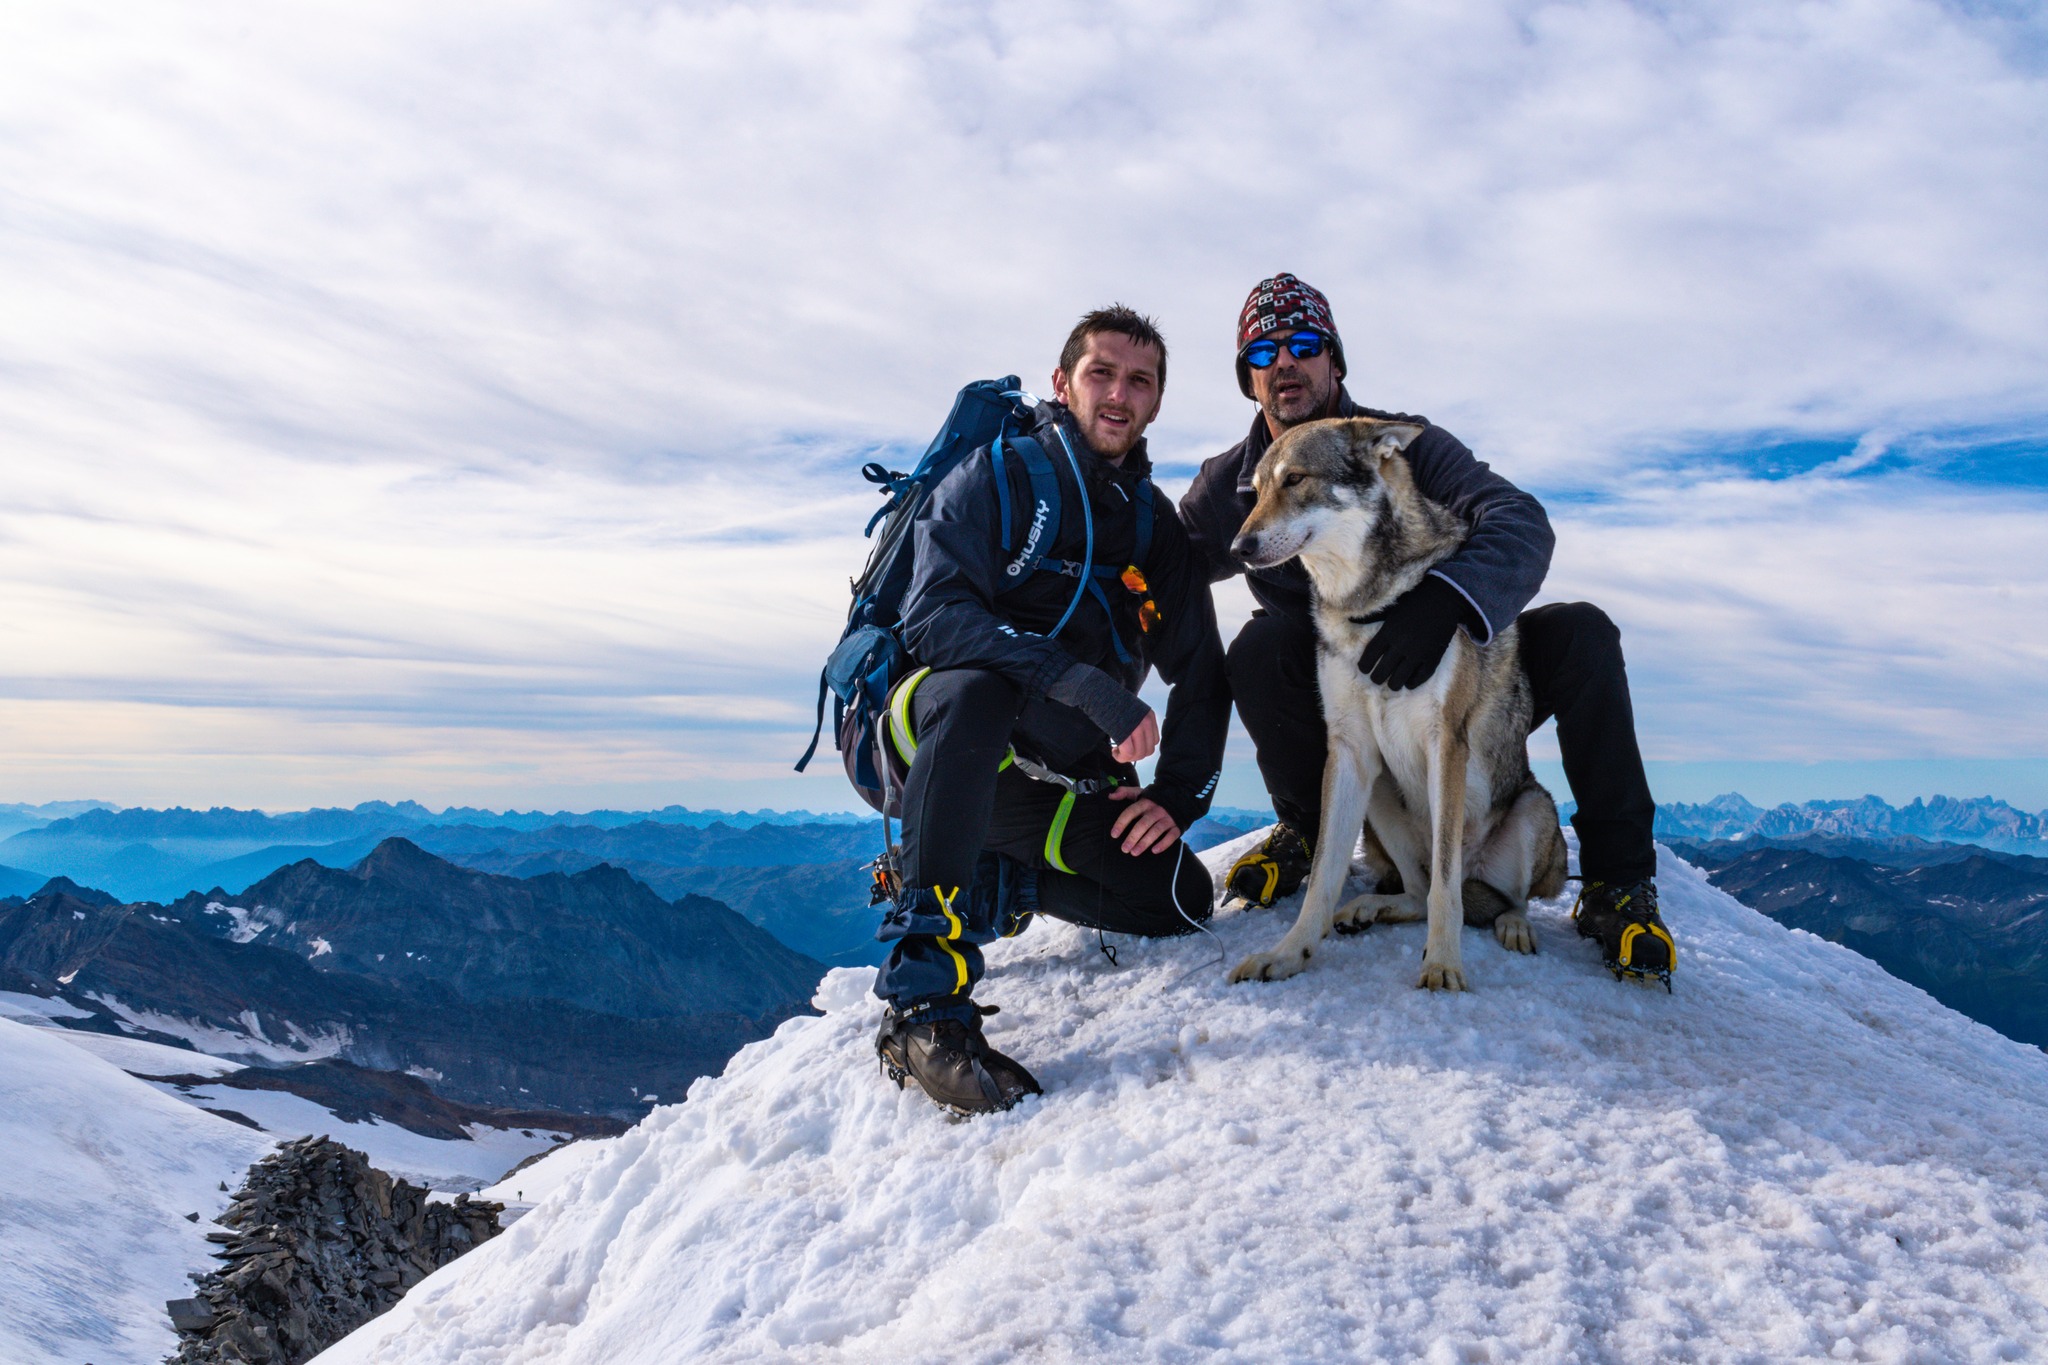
top-left (873, 306), bottom-right (1230, 1115)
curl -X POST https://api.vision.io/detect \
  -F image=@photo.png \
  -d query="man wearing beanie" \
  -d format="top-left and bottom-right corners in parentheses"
top-left (1177, 272), bottom-right (1672, 984)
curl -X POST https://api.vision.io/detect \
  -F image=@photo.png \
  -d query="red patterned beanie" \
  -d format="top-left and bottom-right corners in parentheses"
top-left (1235, 272), bottom-right (1347, 398)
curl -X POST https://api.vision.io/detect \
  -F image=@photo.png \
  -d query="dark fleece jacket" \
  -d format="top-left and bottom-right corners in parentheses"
top-left (898, 399), bottom-right (1230, 832)
top-left (1176, 390), bottom-right (1555, 641)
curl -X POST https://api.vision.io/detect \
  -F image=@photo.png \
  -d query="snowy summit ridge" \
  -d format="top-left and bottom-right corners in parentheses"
top-left (317, 835), bottom-right (2048, 1363)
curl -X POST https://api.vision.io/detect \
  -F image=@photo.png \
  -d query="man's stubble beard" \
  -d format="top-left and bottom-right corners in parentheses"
top-left (1261, 371), bottom-right (1334, 432)
top-left (1082, 405), bottom-right (1142, 458)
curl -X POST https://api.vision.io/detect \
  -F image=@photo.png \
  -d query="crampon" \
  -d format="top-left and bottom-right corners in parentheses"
top-left (1572, 878), bottom-right (1675, 992)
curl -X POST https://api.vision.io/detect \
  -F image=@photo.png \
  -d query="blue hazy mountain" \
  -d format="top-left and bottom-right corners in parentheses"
top-left (0, 802), bottom-right (867, 904)
top-left (0, 800), bottom-right (1282, 963)
top-left (0, 799), bottom-right (116, 841)
top-left (0, 864), bottom-right (51, 898)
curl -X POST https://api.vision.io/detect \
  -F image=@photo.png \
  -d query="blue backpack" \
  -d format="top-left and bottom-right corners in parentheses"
top-left (795, 377), bottom-right (1154, 811)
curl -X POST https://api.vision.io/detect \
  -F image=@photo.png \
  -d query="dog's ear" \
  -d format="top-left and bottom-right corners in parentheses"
top-left (1363, 422), bottom-right (1425, 463)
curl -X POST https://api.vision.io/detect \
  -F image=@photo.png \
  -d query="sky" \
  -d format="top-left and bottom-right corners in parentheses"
top-left (2, 0), bottom-right (2046, 814)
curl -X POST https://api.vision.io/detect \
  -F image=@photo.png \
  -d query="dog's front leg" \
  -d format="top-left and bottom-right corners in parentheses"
top-left (1230, 736), bottom-right (1378, 984)
top-left (1417, 718), bottom-right (1472, 992)
top-left (1337, 777), bottom-right (1427, 929)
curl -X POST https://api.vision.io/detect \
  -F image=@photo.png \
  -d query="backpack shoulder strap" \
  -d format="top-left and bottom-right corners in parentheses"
top-left (1133, 476), bottom-right (1155, 570)
top-left (994, 434), bottom-right (1063, 589)
top-left (990, 437), bottom-right (1014, 552)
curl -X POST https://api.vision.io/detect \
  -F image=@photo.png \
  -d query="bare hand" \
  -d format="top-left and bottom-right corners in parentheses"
top-left (1108, 787), bottom-right (1182, 856)
top-left (1110, 710), bottom-right (1159, 764)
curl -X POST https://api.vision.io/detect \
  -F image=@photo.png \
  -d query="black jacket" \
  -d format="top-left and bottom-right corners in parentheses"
top-left (899, 400), bottom-right (1229, 831)
top-left (1177, 390), bottom-right (1555, 641)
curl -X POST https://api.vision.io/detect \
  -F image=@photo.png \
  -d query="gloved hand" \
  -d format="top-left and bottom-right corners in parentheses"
top-left (1358, 575), bottom-right (1477, 690)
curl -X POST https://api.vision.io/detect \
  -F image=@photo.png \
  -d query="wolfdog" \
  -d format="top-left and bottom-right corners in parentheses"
top-left (1225, 417), bottom-right (1567, 991)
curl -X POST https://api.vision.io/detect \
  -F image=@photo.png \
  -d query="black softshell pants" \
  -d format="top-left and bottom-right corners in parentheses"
top-left (1226, 601), bottom-right (1658, 884)
top-left (875, 669), bottom-right (1215, 1011)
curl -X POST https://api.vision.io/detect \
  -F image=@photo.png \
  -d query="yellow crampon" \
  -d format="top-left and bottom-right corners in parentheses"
top-left (1571, 881), bottom-right (1676, 991)
top-left (1224, 824), bottom-right (1313, 908)
top-left (1618, 920), bottom-right (1677, 975)
top-left (1226, 847), bottom-right (1284, 907)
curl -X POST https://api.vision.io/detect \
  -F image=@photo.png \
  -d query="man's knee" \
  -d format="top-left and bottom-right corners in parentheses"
top-left (1121, 847), bottom-right (1216, 936)
top-left (919, 667), bottom-right (1019, 712)
top-left (912, 668), bottom-right (1023, 740)
top-left (1556, 601), bottom-right (1621, 652)
top-left (1227, 613), bottom-right (1319, 702)
top-left (1523, 601), bottom-right (1624, 675)
top-left (1036, 844), bottom-right (1214, 936)
top-left (1225, 616), bottom-right (1272, 684)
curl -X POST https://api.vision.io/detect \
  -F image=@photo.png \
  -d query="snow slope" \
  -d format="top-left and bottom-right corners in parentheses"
top-left (1, 1004), bottom-right (573, 1192)
top-left (130, 1076), bottom-right (573, 1192)
top-left (314, 840), bottom-right (2048, 1363)
top-left (0, 1016), bottom-right (273, 1365)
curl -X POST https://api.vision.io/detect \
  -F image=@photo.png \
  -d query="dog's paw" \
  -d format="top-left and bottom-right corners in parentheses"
top-left (1417, 955), bottom-right (1468, 992)
top-left (1373, 894), bottom-right (1426, 924)
top-left (1228, 947), bottom-right (1311, 984)
top-left (1493, 910), bottom-right (1535, 954)
top-left (1331, 896), bottom-right (1378, 935)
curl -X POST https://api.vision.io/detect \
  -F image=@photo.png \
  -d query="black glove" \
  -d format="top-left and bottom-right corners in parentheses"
top-left (1358, 575), bottom-right (1477, 690)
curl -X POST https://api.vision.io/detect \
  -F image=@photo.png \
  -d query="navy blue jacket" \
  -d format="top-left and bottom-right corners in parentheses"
top-left (899, 400), bottom-right (1229, 831)
top-left (1177, 391), bottom-right (1555, 641)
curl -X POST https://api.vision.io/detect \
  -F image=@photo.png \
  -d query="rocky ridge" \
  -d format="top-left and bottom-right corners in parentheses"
top-left (168, 1136), bottom-right (502, 1365)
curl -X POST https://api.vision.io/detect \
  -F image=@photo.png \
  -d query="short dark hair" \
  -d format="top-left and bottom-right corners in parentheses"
top-left (1058, 305), bottom-right (1168, 390)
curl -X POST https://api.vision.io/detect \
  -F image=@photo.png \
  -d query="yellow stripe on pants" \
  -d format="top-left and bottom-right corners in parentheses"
top-left (933, 885), bottom-right (969, 993)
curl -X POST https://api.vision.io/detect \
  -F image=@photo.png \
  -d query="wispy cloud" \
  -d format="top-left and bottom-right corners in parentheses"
top-left (1537, 471), bottom-right (2048, 757)
top-left (2, 0), bottom-right (2045, 807)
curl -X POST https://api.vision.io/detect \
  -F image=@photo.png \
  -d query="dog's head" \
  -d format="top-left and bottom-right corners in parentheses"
top-left (1230, 418), bottom-right (1426, 570)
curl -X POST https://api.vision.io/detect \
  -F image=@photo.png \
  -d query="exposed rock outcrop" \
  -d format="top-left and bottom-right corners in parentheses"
top-left (166, 1136), bottom-right (502, 1365)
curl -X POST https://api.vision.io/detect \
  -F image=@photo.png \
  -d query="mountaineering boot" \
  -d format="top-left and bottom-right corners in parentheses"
top-left (1572, 878), bottom-right (1676, 990)
top-left (1226, 822), bottom-right (1314, 907)
top-left (875, 1004), bottom-right (1042, 1116)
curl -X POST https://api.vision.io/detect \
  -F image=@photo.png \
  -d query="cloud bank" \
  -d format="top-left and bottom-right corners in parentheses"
top-left (1, 0), bottom-right (2045, 807)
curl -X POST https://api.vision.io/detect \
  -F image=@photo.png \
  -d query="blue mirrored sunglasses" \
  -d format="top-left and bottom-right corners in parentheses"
top-left (1241, 330), bottom-right (1327, 369)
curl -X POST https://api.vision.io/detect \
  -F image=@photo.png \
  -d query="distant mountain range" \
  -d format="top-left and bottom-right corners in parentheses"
top-left (0, 799), bottom-right (873, 893)
top-left (1652, 793), bottom-right (2048, 853)
top-left (1670, 835), bottom-right (2048, 1049)
top-left (0, 839), bottom-right (824, 1117)
top-left (0, 801), bottom-right (1278, 964)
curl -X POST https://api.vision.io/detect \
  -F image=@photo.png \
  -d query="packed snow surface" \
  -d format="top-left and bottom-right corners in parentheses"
top-left (316, 839), bottom-right (2048, 1363)
top-left (0, 1016), bottom-right (272, 1365)
top-left (4, 999), bottom-right (564, 1191)
top-left (87, 993), bottom-right (352, 1063)
top-left (37, 1023), bottom-right (247, 1078)
top-left (0, 987), bottom-right (95, 1024)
